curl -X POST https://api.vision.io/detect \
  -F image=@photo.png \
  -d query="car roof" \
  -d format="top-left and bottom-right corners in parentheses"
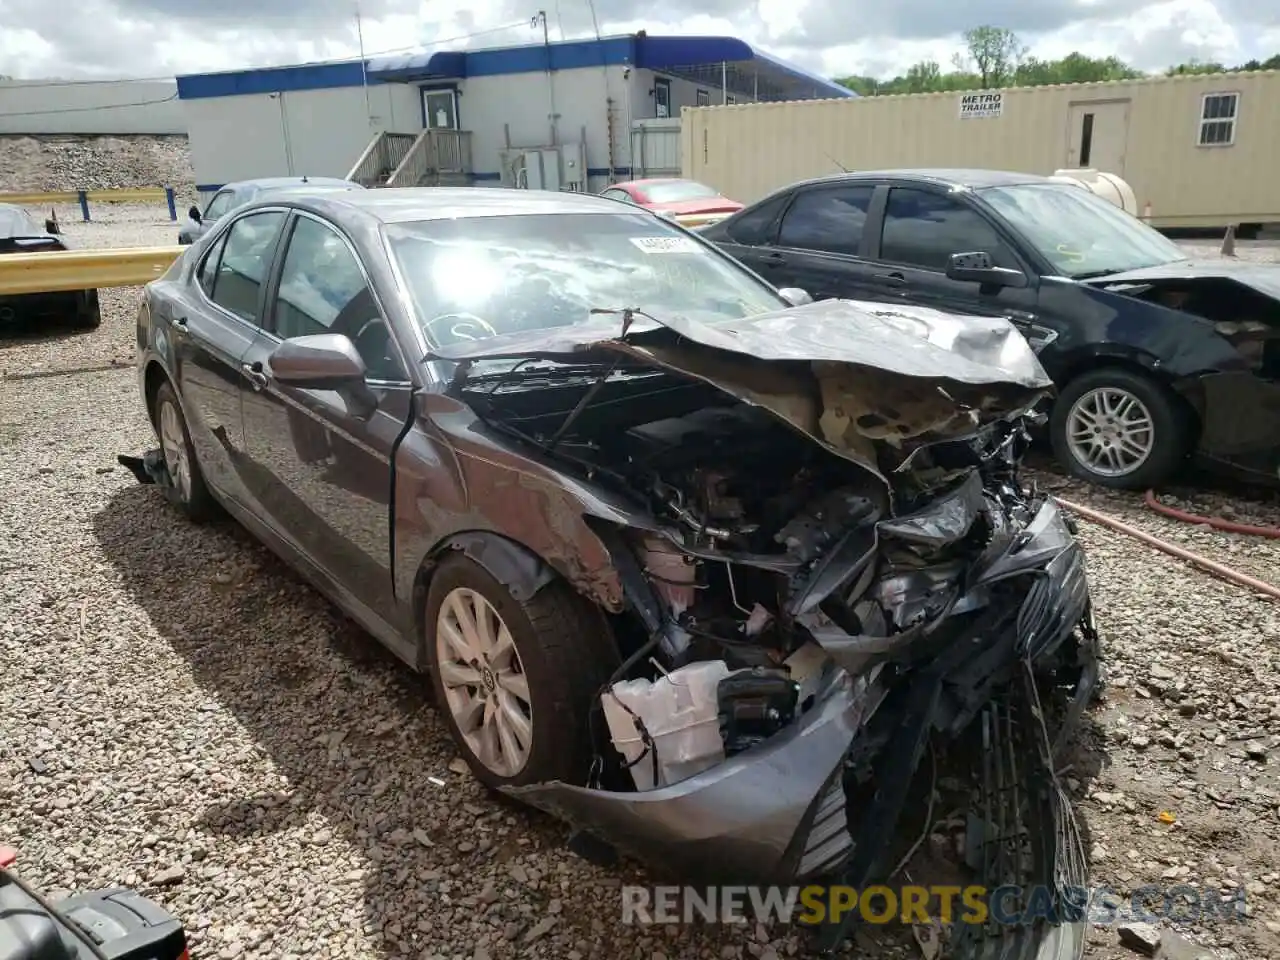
top-left (228, 176), bottom-right (359, 191)
top-left (293, 187), bottom-right (637, 224)
top-left (786, 168), bottom-right (1053, 191)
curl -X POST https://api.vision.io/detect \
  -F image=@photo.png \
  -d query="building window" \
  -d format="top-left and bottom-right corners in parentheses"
top-left (1198, 92), bottom-right (1238, 146)
top-left (654, 78), bottom-right (672, 118)
top-left (696, 89), bottom-right (710, 106)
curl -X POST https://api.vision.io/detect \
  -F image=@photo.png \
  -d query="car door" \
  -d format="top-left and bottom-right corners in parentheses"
top-left (866, 185), bottom-right (1050, 345)
top-left (174, 208), bottom-right (289, 505)
top-left (712, 184), bottom-right (882, 300)
top-left (238, 210), bottom-right (414, 620)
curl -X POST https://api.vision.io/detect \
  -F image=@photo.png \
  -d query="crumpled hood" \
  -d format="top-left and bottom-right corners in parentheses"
top-left (429, 297), bottom-right (1053, 476)
top-left (1085, 258), bottom-right (1280, 300)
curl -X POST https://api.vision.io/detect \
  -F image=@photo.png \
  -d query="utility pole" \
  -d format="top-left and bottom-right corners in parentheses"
top-left (535, 10), bottom-right (557, 145)
top-left (356, 0), bottom-right (373, 128)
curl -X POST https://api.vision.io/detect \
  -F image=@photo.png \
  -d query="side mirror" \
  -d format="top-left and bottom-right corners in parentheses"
top-left (778, 287), bottom-right (814, 307)
top-left (269, 334), bottom-right (378, 418)
top-left (44, 218), bottom-right (60, 235)
top-left (188, 205), bottom-right (202, 224)
top-left (945, 251), bottom-right (1028, 290)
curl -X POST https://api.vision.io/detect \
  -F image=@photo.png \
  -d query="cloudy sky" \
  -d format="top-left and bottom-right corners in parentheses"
top-left (0, 0), bottom-right (1276, 82)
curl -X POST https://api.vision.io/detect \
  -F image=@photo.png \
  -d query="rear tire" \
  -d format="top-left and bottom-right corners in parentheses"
top-left (73, 289), bottom-right (101, 330)
top-left (1050, 367), bottom-right (1191, 490)
top-left (424, 554), bottom-right (617, 791)
top-left (153, 381), bottom-right (220, 522)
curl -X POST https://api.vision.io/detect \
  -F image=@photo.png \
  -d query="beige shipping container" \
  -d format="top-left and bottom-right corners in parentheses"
top-left (681, 71), bottom-right (1280, 228)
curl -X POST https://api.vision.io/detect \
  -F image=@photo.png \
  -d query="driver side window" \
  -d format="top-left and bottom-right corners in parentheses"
top-left (271, 215), bottom-right (409, 382)
top-left (880, 187), bottom-right (1016, 271)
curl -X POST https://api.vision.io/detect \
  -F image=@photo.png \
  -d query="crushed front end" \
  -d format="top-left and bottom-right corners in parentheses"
top-left (437, 303), bottom-right (1100, 960)
top-left (502, 414), bottom-right (1098, 958)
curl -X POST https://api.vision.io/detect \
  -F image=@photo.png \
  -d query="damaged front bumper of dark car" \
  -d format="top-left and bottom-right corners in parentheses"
top-left (429, 301), bottom-right (1102, 959)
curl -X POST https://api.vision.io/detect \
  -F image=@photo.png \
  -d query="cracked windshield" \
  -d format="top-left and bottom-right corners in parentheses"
top-left (979, 182), bottom-right (1190, 279)
top-left (385, 212), bottom-right (785, 359)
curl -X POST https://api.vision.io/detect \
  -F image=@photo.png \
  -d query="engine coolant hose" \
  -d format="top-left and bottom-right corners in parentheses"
top-left (1143, 489), bottom-right (1280, 539)
top-left (1053, 496), bottom-right (1280, 602)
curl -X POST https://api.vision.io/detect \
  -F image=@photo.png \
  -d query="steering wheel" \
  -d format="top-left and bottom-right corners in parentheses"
top-left (423, 312), bottom-right (499, 345)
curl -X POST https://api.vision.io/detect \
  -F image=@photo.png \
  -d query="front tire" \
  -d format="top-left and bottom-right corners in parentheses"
top-left (153, 381), bottom-right (219, 521)
top-left (424, 554), bottom-right (616, 791)
top-left (1050, 367), bottom-right (1191, 490)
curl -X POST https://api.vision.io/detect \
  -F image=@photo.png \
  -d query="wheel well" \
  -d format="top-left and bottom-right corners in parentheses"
top-left (143, 361), bottom-right (170, 427)
top-left (410, 531), bottom-right (627, 671)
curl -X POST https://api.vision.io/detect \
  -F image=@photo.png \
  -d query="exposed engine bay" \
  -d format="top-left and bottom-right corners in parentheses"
top-left (462, 361), bottom-right (1091, 780)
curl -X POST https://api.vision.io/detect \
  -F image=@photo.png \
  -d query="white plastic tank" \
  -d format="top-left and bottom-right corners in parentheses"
top-left (1049, 168), bottom-right (1139, 217)
top-left (603, 659), bottom-right (731, 790)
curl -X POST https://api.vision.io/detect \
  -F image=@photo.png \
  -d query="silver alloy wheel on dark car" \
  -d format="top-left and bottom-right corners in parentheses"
top-left (1064, 386), bottom-right (1155, 479)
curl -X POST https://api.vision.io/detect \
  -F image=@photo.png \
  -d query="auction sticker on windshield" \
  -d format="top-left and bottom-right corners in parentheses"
top-left (631, 236), bottom-right (702, 254)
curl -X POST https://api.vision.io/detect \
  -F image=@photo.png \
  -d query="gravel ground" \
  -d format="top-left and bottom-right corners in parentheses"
top-left (2, 214), bottom-right (1280, 960)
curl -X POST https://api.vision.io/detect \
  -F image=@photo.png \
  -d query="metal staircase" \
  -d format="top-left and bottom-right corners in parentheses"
top-left (347, 130), bottom-right (473, 188)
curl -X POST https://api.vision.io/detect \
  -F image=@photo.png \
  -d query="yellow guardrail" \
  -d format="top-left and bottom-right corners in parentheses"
top-left (0, 187), bottom-right (179, 221)
top-left (0, 246), bottom-right (184, 295)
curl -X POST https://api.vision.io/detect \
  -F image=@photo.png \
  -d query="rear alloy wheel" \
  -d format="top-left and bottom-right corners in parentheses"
top-left (153, 381), bottom-right (219, 521)
top-left (424, 554), bottom-right (616, 791)
top-left (1051, 368), bottom-right (1190, 490)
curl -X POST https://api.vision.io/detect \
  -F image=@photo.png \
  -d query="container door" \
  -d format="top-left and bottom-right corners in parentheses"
top-left (1066, 100), bottom-right (1130, 176)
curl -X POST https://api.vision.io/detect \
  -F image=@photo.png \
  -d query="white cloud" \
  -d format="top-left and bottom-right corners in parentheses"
top-left (0, 0), bottom-right (1273, 81)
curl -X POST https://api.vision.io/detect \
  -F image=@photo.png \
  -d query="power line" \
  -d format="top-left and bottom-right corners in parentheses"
top-left (3, 20), bottom-right (536, 89)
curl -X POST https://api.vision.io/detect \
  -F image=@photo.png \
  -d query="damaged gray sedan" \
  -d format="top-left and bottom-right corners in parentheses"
top-left (126, 188), bottom-right (1099, 957)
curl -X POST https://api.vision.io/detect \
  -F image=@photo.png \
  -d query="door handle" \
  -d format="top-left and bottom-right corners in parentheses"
top-left (874, 272), bottom-right (907, 286)
top-left (763, 250), bottom-right (786, 265)
top-left (241, 361), bottom-right (269, 391)
top-left (173, 316), bottom-right (188, 328)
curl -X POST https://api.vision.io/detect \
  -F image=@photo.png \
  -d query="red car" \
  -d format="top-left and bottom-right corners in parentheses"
top-left (600, 178), bottom-right (742, 228)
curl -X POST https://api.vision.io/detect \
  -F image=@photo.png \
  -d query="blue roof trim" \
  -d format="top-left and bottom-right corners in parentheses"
top-left (178, 34), bottom-right (851, 102)
top-left (369, 34), bottom-right (853, 100)
top-left (177, 60), bottom-right (380, 99)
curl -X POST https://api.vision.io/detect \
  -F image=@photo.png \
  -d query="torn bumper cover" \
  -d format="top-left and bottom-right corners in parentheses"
top-left (508, 495), bottom-right (1099, 957)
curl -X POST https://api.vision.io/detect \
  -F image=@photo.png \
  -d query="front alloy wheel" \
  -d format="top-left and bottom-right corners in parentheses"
top-left (423, 554), bottom-right (618, 791)
top-left (434, 587), bottom-right (534, 779)
top-left (1065, 387), bottom-right (1155, 479)
top-left (1050, 367), bottom-right (1190, 490)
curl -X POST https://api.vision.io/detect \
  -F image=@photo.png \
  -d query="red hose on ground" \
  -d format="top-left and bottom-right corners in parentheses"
top-left (1142, 489), bottom-right (1280, 539)
top-left (1054, 496), bottom-right (1280, 602)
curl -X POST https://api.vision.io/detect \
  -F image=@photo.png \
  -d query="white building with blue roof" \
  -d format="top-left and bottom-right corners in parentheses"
top-left (175, 33), bottom-right (853, 199)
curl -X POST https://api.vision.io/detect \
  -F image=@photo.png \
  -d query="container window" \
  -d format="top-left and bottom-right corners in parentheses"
top-left (1198, 92), bottom-right (1238, 146)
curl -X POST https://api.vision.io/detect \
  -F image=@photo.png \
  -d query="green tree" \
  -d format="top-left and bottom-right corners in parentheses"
top-left (833, 32), bottom-right (1280, 97)
top-left (961, 25), bottom-right (1028, 87)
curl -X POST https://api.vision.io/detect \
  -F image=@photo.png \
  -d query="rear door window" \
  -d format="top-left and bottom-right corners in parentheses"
top-left (776, 186), bottom-right (875, 255)
top-left (722, 193), bottom-right (790, 246)
top-left (207, 211), bottom-right (287, 323)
